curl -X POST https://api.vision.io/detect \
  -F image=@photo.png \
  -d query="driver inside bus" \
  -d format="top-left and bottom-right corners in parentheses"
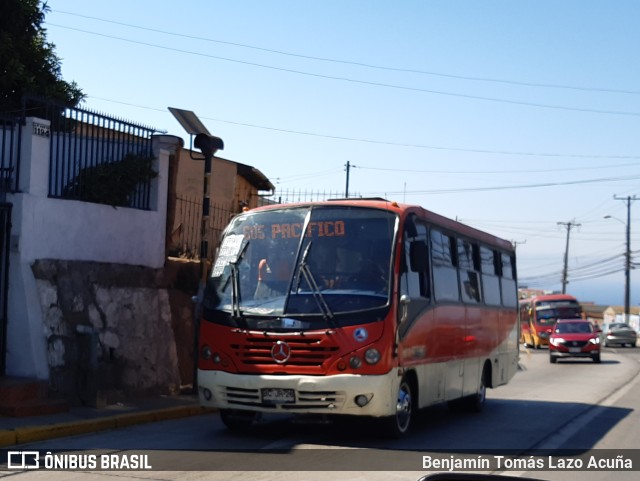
top-left (254, 250), bottom-right (293, 299)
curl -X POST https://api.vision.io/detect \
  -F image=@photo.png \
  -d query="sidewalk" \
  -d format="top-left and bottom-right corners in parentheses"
top-left (0, 394), bottom-right (214, 447)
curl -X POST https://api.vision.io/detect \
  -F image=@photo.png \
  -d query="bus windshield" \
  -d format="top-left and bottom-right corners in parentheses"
top-left (202, 205), bottom-right (397, 329)
top-left (535, 299), bottom-right (581, 325)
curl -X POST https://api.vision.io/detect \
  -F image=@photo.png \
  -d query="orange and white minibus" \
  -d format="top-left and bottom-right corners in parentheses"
top-left (197, 199), bottom-right (519, 436)
top-left (519, 294), bottom-right (582, 349)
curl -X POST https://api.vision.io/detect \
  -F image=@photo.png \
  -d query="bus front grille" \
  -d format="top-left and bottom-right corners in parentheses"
top-left (230, 336), bottom-right (339, 367)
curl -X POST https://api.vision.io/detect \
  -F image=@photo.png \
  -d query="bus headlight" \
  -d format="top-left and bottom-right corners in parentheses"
top-left (364, 348), bottom-right (381, 365)
top-left (201, 345), bottom-right (212, 360)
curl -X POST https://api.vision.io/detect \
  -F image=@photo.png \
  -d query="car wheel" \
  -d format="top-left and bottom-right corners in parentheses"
top-left (219, 409), bottom-right (260, 431)
top-left (549, 354), bottom-right (557, 364)
top-left (592, 353), bottom-right (601, 363)
top-left (382, 377), bottom-right (414, 438)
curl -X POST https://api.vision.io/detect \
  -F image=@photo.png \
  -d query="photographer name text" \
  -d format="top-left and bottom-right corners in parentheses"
top-left (422, 454), bottom-right (634, 471)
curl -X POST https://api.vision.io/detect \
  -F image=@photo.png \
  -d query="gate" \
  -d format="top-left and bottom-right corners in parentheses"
top-left (0, 204), bottom-right (11, 375)
top-left (0, 113), bottom-right (18, 376)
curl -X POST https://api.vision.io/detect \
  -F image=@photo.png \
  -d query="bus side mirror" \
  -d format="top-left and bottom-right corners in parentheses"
top-left (409, 240), bottom-right (428, 272)
top-left (400, 294), bottom-right (411, 323)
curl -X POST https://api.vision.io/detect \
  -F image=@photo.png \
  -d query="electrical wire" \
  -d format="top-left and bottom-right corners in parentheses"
top-left (52, 9), bottom-right (640, 96)
top-left (47, 23), bottom-right (640, 118)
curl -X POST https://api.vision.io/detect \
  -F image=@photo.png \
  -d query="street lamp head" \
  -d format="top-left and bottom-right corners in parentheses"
top-left (194, 133), bottom-right (224, 158)
top-left (604, 215), bottom-right (625, 225)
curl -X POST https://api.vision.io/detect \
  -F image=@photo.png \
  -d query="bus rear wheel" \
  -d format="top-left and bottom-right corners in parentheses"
top-left (219, 409), bottom-right (260, 431)
top-left (462, 365), bottom-right (488, 413)
top-left (382, 377), bottom-right (414, 438)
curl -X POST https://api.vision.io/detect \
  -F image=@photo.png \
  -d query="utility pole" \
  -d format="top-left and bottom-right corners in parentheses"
top-left (345, 161), bottom-right (351, 198)
top-left (558, 220), bottom-right (581, 294)
top-left (613, 195), bottom-right (638, 323)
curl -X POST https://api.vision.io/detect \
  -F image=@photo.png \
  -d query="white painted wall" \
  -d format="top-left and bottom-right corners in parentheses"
top-left (4, 118), bottom-right (181, 379)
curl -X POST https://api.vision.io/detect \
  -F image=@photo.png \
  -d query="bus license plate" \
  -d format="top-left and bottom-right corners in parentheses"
top-left (569, 347), bottom-right (581, 353)
top-left (262, 388), bottom-right (295, 403)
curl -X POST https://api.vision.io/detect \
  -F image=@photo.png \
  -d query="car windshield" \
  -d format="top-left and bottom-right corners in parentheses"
top-left (609, 323), bottom-right (627, 330)
top-left (555, 322), bottom-right (593, 334)
top-left (202, 205), bottom-right (397, 330)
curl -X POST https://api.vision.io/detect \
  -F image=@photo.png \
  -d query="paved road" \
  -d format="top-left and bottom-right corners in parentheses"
top-left (2, 345), bottom-right (639, 481)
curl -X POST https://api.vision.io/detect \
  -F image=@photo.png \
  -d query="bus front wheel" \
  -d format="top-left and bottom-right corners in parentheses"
top-left (381, 377), bottom-right (414, 438)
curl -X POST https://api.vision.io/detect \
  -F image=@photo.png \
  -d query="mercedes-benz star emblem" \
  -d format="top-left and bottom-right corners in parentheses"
top-left (271, 340), bottom-right (291, 364)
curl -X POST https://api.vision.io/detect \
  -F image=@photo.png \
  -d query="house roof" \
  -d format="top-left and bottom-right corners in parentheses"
top-left (603, 306), bottom-right (640, 315)
top-left (580, 303), bottom-right (608, 319)
top-left (236, 162), bottom-right (275, 192)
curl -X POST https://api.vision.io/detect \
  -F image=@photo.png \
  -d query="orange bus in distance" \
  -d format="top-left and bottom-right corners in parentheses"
top-left (197, 198), bottom-right (519, 436)
top-left (519, 294), bottom-right (582, 349)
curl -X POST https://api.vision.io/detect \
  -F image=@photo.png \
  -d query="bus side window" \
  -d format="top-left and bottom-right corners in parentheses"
top-left (457, 238), bottom-right (481, 304)
top-left (431, 229), bottom-right (459, 302)
top-left (398, 218), bottom-right (430, 335)
top-left (401, 218), bottom-right (430, 300)
top-left (499, 253), bottom-right (517, 307)
top-left (480, 246), bottom-right (501, 306)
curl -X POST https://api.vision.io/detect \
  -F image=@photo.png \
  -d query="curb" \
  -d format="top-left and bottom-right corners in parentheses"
top-left (0, 406), bottom-right (215, 447)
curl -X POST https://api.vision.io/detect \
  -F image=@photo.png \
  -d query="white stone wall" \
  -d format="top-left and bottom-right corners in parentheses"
top-left (4, 118), bottom-right (182, 382)
top-left (33, 267), bottom-right (181, 401)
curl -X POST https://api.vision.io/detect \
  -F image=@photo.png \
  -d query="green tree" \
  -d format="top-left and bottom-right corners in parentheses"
top-left (0, 0), bottom-right (84, 115)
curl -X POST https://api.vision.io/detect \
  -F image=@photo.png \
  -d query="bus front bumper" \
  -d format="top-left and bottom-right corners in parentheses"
top-left (197, 369), bottom-right (400, 418)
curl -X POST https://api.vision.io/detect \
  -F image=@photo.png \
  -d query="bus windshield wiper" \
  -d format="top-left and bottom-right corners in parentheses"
top-left (229, 240), bottom-right (250, 328)
top-left (291, 242), bottom-right (335, 322)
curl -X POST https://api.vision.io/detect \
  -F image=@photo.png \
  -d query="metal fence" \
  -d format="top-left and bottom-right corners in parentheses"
top-left (0, 114), bottom-right (20, 197)
top-left (169, 195), bottom-right (237, 259)
top-left (23, 98), bottom-right (158, 210)
top-left (263, 188), bottom-right (361, 204)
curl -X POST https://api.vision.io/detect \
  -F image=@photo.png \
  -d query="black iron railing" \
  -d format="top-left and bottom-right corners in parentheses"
top-left (169, 195), bottom-right (236, 259)
top-left (0, 114), bottom-right (20, 197)
top-left (23, 98), bottom-right (158, 210)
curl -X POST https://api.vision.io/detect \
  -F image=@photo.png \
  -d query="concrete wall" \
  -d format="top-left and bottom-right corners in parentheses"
top-left (4, 117), bottom-right (183, 392)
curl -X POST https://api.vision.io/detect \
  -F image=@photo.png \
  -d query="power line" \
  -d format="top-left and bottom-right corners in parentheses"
top-left (90, 96), bottom-right (640, 161)
top-left (47, 23), bottom-right (640, 118)
top-left (360, 174), bottom-right (640, 196)
top-left (355, 163), bottom-right (640, 175)
top-left (52, 9), bottom-right (640, 96)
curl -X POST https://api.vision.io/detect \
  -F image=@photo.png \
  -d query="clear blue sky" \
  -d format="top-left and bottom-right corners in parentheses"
top-left (43, 0), bottom-right (640, 307)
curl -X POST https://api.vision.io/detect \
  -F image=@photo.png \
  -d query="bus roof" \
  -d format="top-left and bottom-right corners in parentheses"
top-left (519, 294), bottom-right (578, 305)
top-left (249, 198), bottom-right (514, 252)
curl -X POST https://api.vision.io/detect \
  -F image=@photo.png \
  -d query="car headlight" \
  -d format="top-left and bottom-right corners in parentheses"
top-left (550, 338), bottom-right (565, 346)
top-left (589, 337), bottom-right (600, 344)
